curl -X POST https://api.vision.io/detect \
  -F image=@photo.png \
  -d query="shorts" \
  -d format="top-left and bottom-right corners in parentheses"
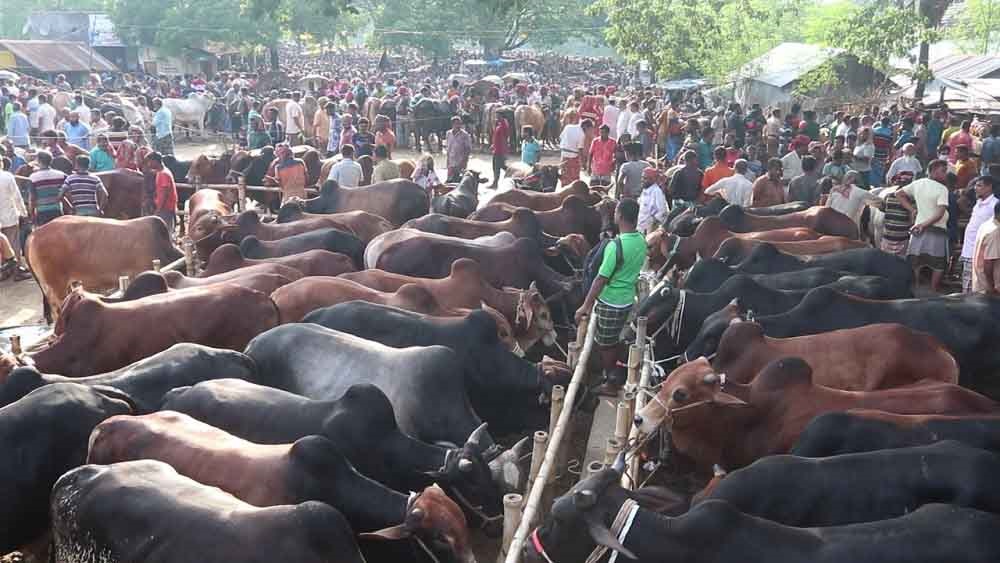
top-left (591, 174), bottom-right (612, 186)
top-left (593, 300), bottom-right (633, 347)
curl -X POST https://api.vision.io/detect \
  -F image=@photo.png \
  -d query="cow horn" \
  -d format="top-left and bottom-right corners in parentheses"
top-left (712, 464), bottom-right (727, 478)
top-left (611, 451), bottom-right (626, 474)
top-left (703, 373), bottom-right (719, 385)
top-left (359, 523), bottom-right (412, 541)
top-left (458, 458), bottom-right (474, 472)
top-left (466, 422), bottom-right (489, 449)
top-left (584, 516), bottom-right (638, 560)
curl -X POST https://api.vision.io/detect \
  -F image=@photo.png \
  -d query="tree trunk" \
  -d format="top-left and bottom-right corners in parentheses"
top-left (915, 40), bottom-right (929, 100)
top-left (269, 44), bottom-right (280, 72)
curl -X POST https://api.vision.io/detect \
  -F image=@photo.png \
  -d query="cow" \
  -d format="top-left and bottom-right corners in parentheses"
top-left (52, 460), bottom-right (365, 563)
top-left (431, 170), bottom-right (487, 218)
top-left (300, 179), bottom-right (429, 226)
top-left (31, 284), bottom-right (278, 377)
top-left (404, 209), bottom-right (558, 247)
top-left (116, 267), bottom-right (299, 301)
top-left (0, 383), bottom-right (133, 556)
top-left (26, 216), bottom-right (183, 322)
top-left (638, 275), bottom-right (908, 361)
top-left (472, 196), bottom-right (616, 245)
top-left (713, 236), bottom-right (868, 263)
top-left (514, 105), bottom-right (545, 150)
top-left (276, 204), bottom-right (395, 242)
top-left (161, 379), bottom-right (510, 514)
top-left (720, 243), bottom-right (914, 284)
top-left (272, 277), bottom-right (456, 323)
top-left (718, 204), bottom-right (860, 239)
top-left (200, 243), bottom-right (356, 278)
top-left (87, 412), bottom-right (475, 563)
top-left (693, 441), bottom-right (1000, 527)
top-left (228, 147), bottom-right (275, 187)
top-left (524, 463), bottom-right (1000, 563)
top-left (186, 188), bottom-right (233, 235)
top-left (340, 259), bottom-right (556, 351)
top-left (0, 343), bottom-right (256, 411)
top-left (98, 168), bottom-right (147, 219)
top-left (684, 288), bottom-right (1000, 393)
top-left (632, 357), bottom-right (998, 472)
top-left (792, 410), bottom-right (1000, 457)
top-left (201, 210), bottom-right (364, 250)
top-left (483, 180), bottom-right (600, 211)
top-left (712, 322), bottom-right (959, 391)
top-left (412, 98), bottom-right (459, 152)
top-left (304, 302), bottom-right (571, 433)
top-left (162, 92), bottom-right (216, 137)
top-left (239, 228), bottom-right (365, 268)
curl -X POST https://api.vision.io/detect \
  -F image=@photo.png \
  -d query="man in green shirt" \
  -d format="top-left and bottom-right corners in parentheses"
top-left (575, 198), bottom-right (647, 394)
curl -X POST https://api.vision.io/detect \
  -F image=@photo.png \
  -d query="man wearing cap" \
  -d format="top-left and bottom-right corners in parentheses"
top-left (886, 142), bottom-right (923, 184)
top-left (637, 166), bottom-right (668, 233)
top-left (781, 134), bottom-right (809, 181)
top-left (446, 116), bottom-right (472, 182)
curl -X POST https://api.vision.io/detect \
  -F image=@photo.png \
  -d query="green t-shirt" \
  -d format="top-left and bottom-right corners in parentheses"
top-left (597, 231), bottom-right (647, 306)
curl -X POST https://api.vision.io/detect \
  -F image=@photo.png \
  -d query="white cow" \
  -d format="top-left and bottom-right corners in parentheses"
top-left (162, 92), bottom-right (216, 137)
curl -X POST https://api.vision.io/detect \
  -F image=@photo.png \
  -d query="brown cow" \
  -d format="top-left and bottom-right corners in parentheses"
top-left (712, 322), bottom-right (959, 391)
top-left (485, 180), bottom-right (600, 211)
top-left (633, 357), bottom-right (998, 472)
top-left (27, 216), bottom-right (183, 322)
top-left (117, 268), bottom-right (300, 302)
top-left (719, 205), bottom-right (860, 239)
top-left (87, 411), bottom-right (475, 563)
top-left (713, 236), bottom-right (868, 263)
top-left (276, 204), bottom-right (394, 243)
top-left (32, 285), bottom-right (278, 377)
top-left (272, 278), bottom-right (454, 324)
top-left (658, 216), bottom-right (825, 271)
top-left (200, 244), bottom-right (356, 278)
top-left (224, 210), bottom-right (362, 242)
top-left (341, 258), bottom-right (557, 351)
top-left (469, 196), bottom-right (616, 245)
top-left (98, 169), bottom-right (147, 219)
top-left (301, 179), bottom-right (429, 227)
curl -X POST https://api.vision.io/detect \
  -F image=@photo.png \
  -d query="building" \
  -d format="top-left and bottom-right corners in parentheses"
top-left (22, 11), bottom-right (129, 70)
top-left (0, 40), bottom-right (118, 83)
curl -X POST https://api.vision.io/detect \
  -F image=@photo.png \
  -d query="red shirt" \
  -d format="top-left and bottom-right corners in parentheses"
top-left (589, 137), bottom-right (616, 176)
top-left (492, 119), bottom-right (510, 156)
top-left (154, 168), bottom-right (178, 212)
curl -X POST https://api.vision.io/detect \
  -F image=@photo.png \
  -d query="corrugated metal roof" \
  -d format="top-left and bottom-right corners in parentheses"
top-left (735, 42), bottom-right (841, 88)
top-left (932, 54), bottom-right (1000, 80)
top-left (0, 40), bottom-right (117, 72)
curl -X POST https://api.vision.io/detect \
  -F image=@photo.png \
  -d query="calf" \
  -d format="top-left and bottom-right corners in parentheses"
top-left (88, 412), bottom-right (474, 563)
top-left (52, 460), bottom-right (365, 563)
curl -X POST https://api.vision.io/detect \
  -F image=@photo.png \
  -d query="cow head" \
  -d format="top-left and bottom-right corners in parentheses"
top-left (432, 422), bottom-right (506, 536)
top-left (362, 485), bottom-right (476, 563)
top-left (190, 212), bottom-right (240, 260)
top-left (658, 232), bottom-right (697, 273)
top-left (515, 282), bottom-right (557, 350)
top-left (481, 305), bottom-right (517, 352)
top-left (646, 229), bottom-right (667, 272)
top-left (536, 165), bottom-right (560, 191)
top-left (683, 298), bottom-right (746, 362)
top-left (633, 357), bottom-right (749, 436)
top-left (276, 200), bottom-right (307, 223)
top-left (637, 280), bottom-right (682, 343)
top-left (717, 204), bottom-right (745, 231)
top-left (33, 287), bottom-right (104, 377)
top-left (538, 356), bottom-right (572, 390)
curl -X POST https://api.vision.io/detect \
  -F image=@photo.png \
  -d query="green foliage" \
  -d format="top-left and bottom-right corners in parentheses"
top-left (589, 0), bottom-right (804, 80)
top-left (947, 0), bottom-right (1000, 54)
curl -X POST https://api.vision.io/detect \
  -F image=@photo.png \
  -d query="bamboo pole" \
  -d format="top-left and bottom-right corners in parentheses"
top-left (497, 494), bottom-right (524, 563)
top-left (183, 239), bottom-right (198, 277)
top-left (584, 460), bottom-right (605, 480)
top-left (505, 313), bottom-right (597, 563)
top-left (604, 437), bottom-right (623, 466)
top-left (152, 259), bottom-right (161, 272)
top-left (237, 176), bottom-right (247, 213)
top-left (548, 385), bottom-right (566, 482)
top-left (614, 400), bottom-right (631, 445)
top-left (117, 276), bottom-right (129, 294)
top-left (10, 335), bottom-right (21, 356)
top-left (622, 340), bottom-right (653, 489)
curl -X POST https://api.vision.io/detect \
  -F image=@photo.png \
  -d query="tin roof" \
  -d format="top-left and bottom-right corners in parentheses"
top-left (931, 54), bottom-right (1000, 80)
top-left (0, 40), bottom-right (118, 73)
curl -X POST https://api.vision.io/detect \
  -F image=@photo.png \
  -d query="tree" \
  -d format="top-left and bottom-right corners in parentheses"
top-left (947, 0), bottom-right (998, 54)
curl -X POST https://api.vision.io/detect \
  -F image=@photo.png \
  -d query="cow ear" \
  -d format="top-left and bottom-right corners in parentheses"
top-left (712, 392), bottom-right (748, 407)
top-left (359, 524), bottom-right (412, 541)
top-left (584, 516), bottom-right (637, 560)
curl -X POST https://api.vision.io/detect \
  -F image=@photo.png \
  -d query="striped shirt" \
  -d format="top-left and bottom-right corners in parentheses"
top-left (28, 168), bottom-right (67, 216)
top-left (62, 173), bottom-right (105, 216)
top-left (883, 189), bottom-right (912, 243)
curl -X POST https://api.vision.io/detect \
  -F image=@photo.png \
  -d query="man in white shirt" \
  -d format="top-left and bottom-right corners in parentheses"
top-left (26, 89), bottom-right (40, 140)
top-left (705, 159), bottom-right (754, 208)
top-left (559, 118), bottom-right (592, 184)
top-left (710, 108), bottom-right (725, 145)
top-left (781, 135), bottom-right (809, 181)
top-left (764, 108), bottom-right (782, 158)
top-left (74, 94), bottom-right (92, 126)
top-left (36, 94), bottom-right (57, 134)
top-left (896, 159), bottom-right (951, 292)
top-left (602, 99), bottom-right (620, 141)
top-left (616, 100), bottom-right (638, 140)
top-left (961, 175), bottom-right (998, 292)
top-left (637, 167), bottom-right (668, 233)
top-left (0, 161), bottom-right (28, 268)
top-left (326, 144), bottom-right (363, 188)
top-left (835, 115), bottom-right (851, 140)
top-left (285, 91), bottom-right (305, 144)
top-left (885, 143), bottom-right (923, 184)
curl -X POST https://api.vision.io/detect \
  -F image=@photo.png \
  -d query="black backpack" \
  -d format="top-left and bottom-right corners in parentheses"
top-left (583, 235), bottom-right (624, 292)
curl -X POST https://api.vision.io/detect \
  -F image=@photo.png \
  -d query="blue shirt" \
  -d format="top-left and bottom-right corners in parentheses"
top-left (63, 121), bottom-right (92, 150)
top-left (5, 111), bottom-right (29, 146)
top-left (522, 139), bottom-right (540, 165)
top-left (697, 140), bottom-right (713, 169)
top-left (982, 136), bottom-right (999, 172)
top-left (153, 107), bottom-right (173, 139)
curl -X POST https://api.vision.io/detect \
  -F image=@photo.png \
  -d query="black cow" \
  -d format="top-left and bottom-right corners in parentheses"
top-left (0, 343), bottom-right (256, 411)
top-left (685, 288), bottom-right (1000, 393)
top-left (696, 441), bottom-right (1000, 526)
top-left (792, 410), bottom-right (1000, 457)
top-left (51, 460), bottom-right (364, 563)
top-left (722, 244), bottom-right (915, 285)
top-left (640, 274), bottom-right (909, 360)
top-left (685, 259), bottom-right (883, 293)
top-left (412, 98), bottom-right (458, 152)
top-left (303, 302), bottom-right (571, 434)
top-left (162, 379), bottom-right (510, 516)
top-left (431, 171), bottom-right (487, 218)
top-left (525, 463), bottom-right (1000, 563)
top-left (240, 228), bottom-right (364, 267)
top-left (1, 383), bottom-right (133, 555)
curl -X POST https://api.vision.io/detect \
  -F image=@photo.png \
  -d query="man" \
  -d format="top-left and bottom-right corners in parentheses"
top-left (835, 114), bottom-right (852, 140)
top-left (5, 102), bottom-right (29, 149)
top-left (374, 118), bottom-right (396, 158)
top-left (871, 116), bottom-right (894, 186)
top-left (37, 94), bottom-right (56, 134)
top-left (886, 143), bottom-right (923, 184)
top-left (353, 117), bottom-right (376, 158)
top-left (801, 111), bottom-right (820, 141)
top-left (961, 176), bottom-right (998, 292)
top-left (574, 198), bottom-right (646, 395)
top-left (701, 146), bottom-right (733, 193)
top-left (954, 145), bottom-right (977, 190)
top-left (89, 134), bottom-right (116, 172)
top-left (765, 108), bottom-right (782, 158)
top-left (267, 143), bottom-right (307, 204)
top-left (615, 142), bottom-right (647, 200)
top-left (27, 150), bottom-right (66, 226)
top-left (490, 116), bottom-right (511, 190)
top-left (327, 144), bottom-right (363, 188)
top-left (667, 150), bottom-right (703, 209)
top-left (74, 93), bottom-right (91, 126)
top-left (946, 120), bottom-right (974, 163)
top-left (781, 134), bottom-right (809, 181)
top-left (636, 167), bottom-right (668, 233)
top-left (285, 91), bottom-right (305, 144)
top-left (710, 107), bottom-right (725, 145)
top-left (325, 102), bottom-right (342, 158)
top-left (559, 117), bottom-right (591, 187)
top-left (616, 100), bottom-right (639, 140)
top-left (26, 89), bottom-right (40, 141)
top-left (146, 151), bottom-right (178, 234)
top-left (981, 124), bottom-right (1000, 177)
top-left (589, 124), bottom-right (616, 187)
top-left (602, 99), bottom-right (620, 140)
top-left (151, 99), bottom-right (173, 156)
top-left (445, 116), bottom-right (472, 183)
top-left (372, 145), bottom-right (400, 183)
top-left (751, 158), bottom-right (786, 207)
top-left (0, 156), bottom-right (27, 271)
top-left (787, 155), bottom-right (822, 205)
top-left (972, 200), bottom-right (1000, 294)
top-left (265, 107), bottom-right (285, 147)
top-left (896, 159), bottom-right (950, 292)
top-left (696, 127), bottom-right (714, 169)
top-left (705, 159), bottom-right (754, 208)
top-left (61, 154), bottom-right (108, 217)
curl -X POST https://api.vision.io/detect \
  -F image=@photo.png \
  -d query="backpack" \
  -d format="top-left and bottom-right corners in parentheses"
top-left (583, 235), bottom-right (624, 292)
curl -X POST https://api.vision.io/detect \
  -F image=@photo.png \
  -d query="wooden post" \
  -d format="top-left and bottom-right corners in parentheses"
top-left (192, 175), bottom-right (202, 192)
top-left (152, 259), bottom-right (161, 272)
top-left (603, 437), bottom-right (623, 466)
top-left (497, 494), bottom-right (524, 563)
top-left (567, 342), bottom-right (580, 369)
top-left (525, 430), bottom-right (549, 497)
top-left (10, 335), bottom-right (21, 356)
top-left (547, 385), bottom-right (566, 482)
top-left (615, 400), bottom-right (631, 446)
top-left (237, 176), bottom-right (247, 213)
top-left (117, 276), bottom-right (129, 293)
top-left (184, 239), bottom-right (198, 277)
